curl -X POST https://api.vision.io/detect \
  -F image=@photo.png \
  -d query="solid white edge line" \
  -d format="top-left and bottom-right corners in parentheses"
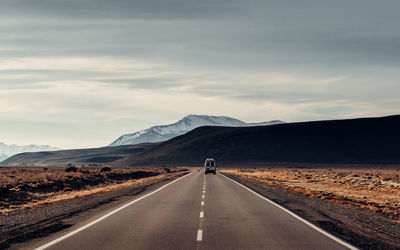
top-left (219, 173), bottom-right (358, 250)
top-left (200, 211), bottom-right (204, 218)
top-left (34, 172), bottom-right (194, 250)
top-left (197, 230), bottom-right (203, 241)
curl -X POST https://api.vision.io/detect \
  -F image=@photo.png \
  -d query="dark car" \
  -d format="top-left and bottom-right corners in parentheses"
top-left (204, 158), bottom-right (216, 175)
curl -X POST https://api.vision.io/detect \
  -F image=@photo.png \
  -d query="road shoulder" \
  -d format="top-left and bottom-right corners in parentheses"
top-left (222, 173), bottom-right (400, 250)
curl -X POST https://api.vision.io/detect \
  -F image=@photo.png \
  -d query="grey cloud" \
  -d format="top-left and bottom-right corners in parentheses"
top-left (0, 1), bottom-right (399, 128)
top-left (1, 0), bottom-right (399, 148)
top-left (1, 0), bottom-right (399, 71)
top-left (0, 0), bottom-right (242, 20)
top-left (97, 78), bottom-right (180, 89)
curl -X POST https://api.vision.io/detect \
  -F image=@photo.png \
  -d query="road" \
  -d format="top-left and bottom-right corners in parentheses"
top-left (29, 171), bottom-right (356, 250)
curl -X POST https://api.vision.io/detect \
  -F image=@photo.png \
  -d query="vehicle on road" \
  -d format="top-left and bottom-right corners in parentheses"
top-left (204, 158), bottom-right (216, 175)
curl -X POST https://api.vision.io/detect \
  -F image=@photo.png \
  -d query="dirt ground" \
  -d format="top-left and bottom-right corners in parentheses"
top-left (221, 168), bottom-right (400, 249)
top-left (222, 168), bottom-right (400, 220)
top-left (0, 166), bottom-right (188, 214)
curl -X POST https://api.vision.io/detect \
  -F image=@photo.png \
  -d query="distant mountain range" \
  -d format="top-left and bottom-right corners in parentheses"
top-left (0, 142), bottom-right (58, 162)
top-left (113, 115), bottom-right (400, 166)
top-left (4, 115), bottom-right (400, 167)
top-left (109, 115), bottom-right (284, 146)
top-left (2, 115), bottom-right (283, 166)
top-left (1, 144), bottom-right (154, 166)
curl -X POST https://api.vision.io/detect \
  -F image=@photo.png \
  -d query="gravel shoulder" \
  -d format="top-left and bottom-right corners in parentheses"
top-left (0, 171), bottom-right (189, 249)
top-left (223, 173), bottom-right (400, 250)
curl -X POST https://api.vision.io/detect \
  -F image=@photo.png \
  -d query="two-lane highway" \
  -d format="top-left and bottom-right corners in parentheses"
top-left (29, 171), bottom-right (356, 250)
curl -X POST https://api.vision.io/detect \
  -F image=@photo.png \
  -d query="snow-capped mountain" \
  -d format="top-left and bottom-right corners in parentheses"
top-left (109, 115), bottom-right (284, 146)
top-left (0, 142), bottom-right (58, 162)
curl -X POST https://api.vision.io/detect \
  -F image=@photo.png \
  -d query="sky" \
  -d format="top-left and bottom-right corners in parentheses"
top-left (0, 0), bottom-right (399, 149)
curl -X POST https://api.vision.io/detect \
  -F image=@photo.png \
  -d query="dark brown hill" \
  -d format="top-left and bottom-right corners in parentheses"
top-left (2, 143), bottom-right (156, 166)
top-left (113, 115), bottom-right (400, 166)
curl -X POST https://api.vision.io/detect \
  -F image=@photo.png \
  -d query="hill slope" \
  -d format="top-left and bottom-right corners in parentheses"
top-left (109, 114), bottom-right (284, 146)
top-left (2, 143), bottom-right (156, 166)
top-left (113, 115), bottom-right (400, 166)
top-left (0, 143), bottom-right (58, 162)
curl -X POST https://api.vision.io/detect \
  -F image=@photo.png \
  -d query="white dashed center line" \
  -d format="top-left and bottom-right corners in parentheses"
top-left (197, 230), bottom-right (203, 241)
top-left (197, 173), bottom-right (206, 244)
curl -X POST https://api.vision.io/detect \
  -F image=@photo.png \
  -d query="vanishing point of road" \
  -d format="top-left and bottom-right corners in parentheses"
top-left (27, 171), bottom-right (357, 250)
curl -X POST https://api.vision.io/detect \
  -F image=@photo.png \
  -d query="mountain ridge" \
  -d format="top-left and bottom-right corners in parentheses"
top-left (112, 115), bottom-right (400, 166)
top-left (0, 142), bottom-right (58, 162)
top-left (3, 115), bottom-right (400, 167)
top-left (109, 114), bottom-right (284, 146)
top-left (1, 143), bottom-right (156, 166)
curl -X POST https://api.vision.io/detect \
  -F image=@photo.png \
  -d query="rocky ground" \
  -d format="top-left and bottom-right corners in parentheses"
top-left (222, 168), bottom-right (400, 250)
top-left (0, 166), bottom-right (190, 249)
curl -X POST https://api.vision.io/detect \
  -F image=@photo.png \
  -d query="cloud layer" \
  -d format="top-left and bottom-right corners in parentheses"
top-left (0, 0), bottom-right (399, 148)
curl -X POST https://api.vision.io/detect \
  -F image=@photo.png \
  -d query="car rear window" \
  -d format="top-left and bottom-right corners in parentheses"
top-left (206, 161), bottom-right (214, 166)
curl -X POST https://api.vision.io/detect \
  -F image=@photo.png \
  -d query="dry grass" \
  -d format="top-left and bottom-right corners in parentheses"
top-left (1, 167), bottom-right (64, 185)
top-left (0, 167), bottom-right (173, 185)
top-left (1, 172), bottom-right (184, 214)
top-left (221, 168), bottom-right (400, 220)
top-left (0, 166), bottom-right (192, 215)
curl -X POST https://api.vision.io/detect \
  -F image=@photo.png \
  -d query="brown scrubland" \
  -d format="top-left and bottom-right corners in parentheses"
top-left (222, 168), bottom-right (400, 221)
top-left (0, 166), bottom-right (189, 214)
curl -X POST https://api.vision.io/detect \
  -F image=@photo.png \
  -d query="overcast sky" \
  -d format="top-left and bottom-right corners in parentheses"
top-left (0, 0), bottom-right (399, 148)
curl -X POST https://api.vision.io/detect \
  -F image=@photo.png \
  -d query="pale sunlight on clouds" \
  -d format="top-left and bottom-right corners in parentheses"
top-left (0, 0), bottom-right (398, 148)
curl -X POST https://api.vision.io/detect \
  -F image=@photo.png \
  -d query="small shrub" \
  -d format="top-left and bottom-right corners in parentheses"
top-left (101, 167), bottom-right (111, 172)
top-left (65, 166), bottom-right (77, 172)
top-left (164, 168), bottom-right (172, 173)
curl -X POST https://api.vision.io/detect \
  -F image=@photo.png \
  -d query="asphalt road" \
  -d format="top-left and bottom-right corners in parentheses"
top-left (29, 171), bottom-right (356, 250)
